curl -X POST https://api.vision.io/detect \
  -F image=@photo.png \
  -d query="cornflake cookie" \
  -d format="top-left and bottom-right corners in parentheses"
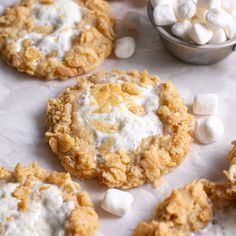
top-left (135, 141), bottom-right (236, 236)
top-left (0, 0), bottom-right (116, 80)
top-left (46, 70), bottom-right (193, 189)
top-left (0, 162), bottom-right (98, 236)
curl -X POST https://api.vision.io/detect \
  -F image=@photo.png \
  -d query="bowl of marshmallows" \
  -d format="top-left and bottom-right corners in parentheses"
top-left (148, 0), bottom-right (236, 64)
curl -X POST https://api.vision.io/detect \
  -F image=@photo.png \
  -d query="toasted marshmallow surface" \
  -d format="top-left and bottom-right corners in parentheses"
top-left (15, 0), bottom-right (83, 60)
top-left (77, 76), bottom-right (163, 152)
top-left (0, 181), bottom-right (75, 236)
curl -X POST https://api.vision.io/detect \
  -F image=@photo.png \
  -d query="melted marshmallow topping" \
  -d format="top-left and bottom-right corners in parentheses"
top-left (192, 207), bottom-right (236, 236)
top-left (15, 0), bottom-right (83, 60)
top-left (77, 76), bottom-right (163, 152)
top-left (0, 181), bottom-right (75, 236)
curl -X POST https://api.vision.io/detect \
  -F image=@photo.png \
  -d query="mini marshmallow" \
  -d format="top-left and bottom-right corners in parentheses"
top-left (224, 15), bottom-right (236, 39)
top-left (222, 0), bottom-right (236, 13)
top-left (209, 29), bottom-right (227, 43)
top-left (206, 8), bottom-right (230, 29)
top-left (153, 4), bottom-right (177, 26)
top-left (172, 20), bottom-right (192, 40)
top-left (101, 189), bottom-right (134, 216)
top-left (197, 0), bottom-right (222, 10)
top-left (122, 11), bottom-right (141, 30)
top-left (195, 7), bottom-right (208, 23)
top-left (194, 116), bottom-right (224, 144)
top-left (114, 37), bottom-right (136, 59)
top-left (176, 0), bottom-right (197, 20)
top-left (189, 22), bottom-right (213, 45)
top-left (151, 0), bottom-right (172, 8)
top-left (193, 93), bottom-right (219, 115)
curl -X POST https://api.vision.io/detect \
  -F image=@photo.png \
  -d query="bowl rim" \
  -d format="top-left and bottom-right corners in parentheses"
top-left (147, 1), bottom-right (236, 50)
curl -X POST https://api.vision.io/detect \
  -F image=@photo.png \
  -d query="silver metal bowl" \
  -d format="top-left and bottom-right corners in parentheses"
top-left (147, 1), bottom-right (236, 65)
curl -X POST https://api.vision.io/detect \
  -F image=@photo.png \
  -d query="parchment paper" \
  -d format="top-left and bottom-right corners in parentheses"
top-left (0, 1), bottom-right (236, 235)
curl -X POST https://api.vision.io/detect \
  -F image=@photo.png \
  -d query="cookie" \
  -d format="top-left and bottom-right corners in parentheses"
top-left (0, 0), bottom-right (116, 80)
top-left (0, 162), bottom-right (98, 236)
top-left (135, 141), bottom-right (236, 236)
top-left (45, 70), bottom-right (193, 189)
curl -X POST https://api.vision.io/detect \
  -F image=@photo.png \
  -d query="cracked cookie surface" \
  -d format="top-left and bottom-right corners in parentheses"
top-left (45, 70), bottom-right (193, 189)
top-left (0, 162), bottom-right (98, 236)
top-left (135, 141), bottom-right (236, 236)
top-left (0, 0), bottom-right (116, 80)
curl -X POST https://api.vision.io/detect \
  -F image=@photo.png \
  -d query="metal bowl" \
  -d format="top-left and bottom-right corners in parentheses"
top-left (147, 1), bottom-right (236, 65)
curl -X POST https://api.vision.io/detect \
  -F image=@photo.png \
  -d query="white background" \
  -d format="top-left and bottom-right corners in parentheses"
top-left (0, 1), bottom-right (236, 235)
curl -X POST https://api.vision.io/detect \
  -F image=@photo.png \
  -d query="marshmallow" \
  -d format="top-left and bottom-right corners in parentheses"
top-left (151, 0), bottom-right (178, 8)
top-left (194, 116), bottom-right (224, 144)
top-left (197, 0), bottom-right (222, 10)
top-left (195, 7), bottom-right (208, 23)
top-left (153, 4), bottom-right (177, 26)
top-left (151, 0), bottom-right (172, 8)
top-left (222, 0), bottom-right (236, 13)
top-left (114, 37), bottom-right (136, 59)
top-left (172, 20), bottom-right (192, 40)
top-left (122, 11), bottom-right (141, 30)
top-left (176, 0), bottom-right (197, 20)
top-left (101, 189), bottom-right (134, 216)
top-left (224, 15), bottom-right (236, 39)
top-left (206, 8), bottom-right (230, 29)
top-left (209, 29), bottom-right (227, 44)
top-left (189, 22), bottom-right (213, 45)
top-left (193, 93), bottom-right (219, 115)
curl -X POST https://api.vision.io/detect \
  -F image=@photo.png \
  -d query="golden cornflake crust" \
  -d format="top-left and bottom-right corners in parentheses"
top-left (135, 141), bottom-right (236, 236)
top-left (0, 162), bottom-right (98, 236)
top-left (0, 0), bottom-right (116, 80)
top-left (45, 70), bottom-right (193, 189)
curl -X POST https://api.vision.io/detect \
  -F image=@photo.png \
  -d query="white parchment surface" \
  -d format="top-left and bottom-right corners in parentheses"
top-left (0, 1), bottom-right (236, 235)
